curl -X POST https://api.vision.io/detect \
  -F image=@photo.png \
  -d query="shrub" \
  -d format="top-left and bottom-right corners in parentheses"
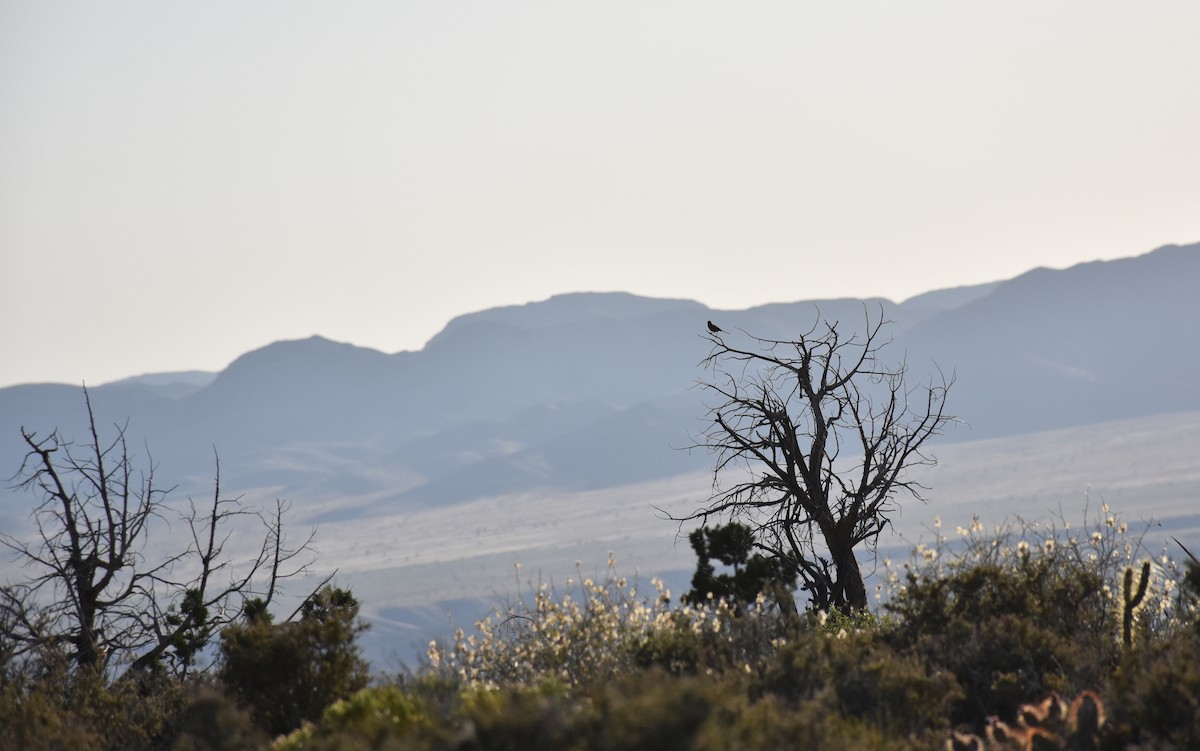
top-left (681, 522), bottom-right (798, 612)
top-left (263, 504), bottom-right (1200, 750)
top-left (759, 625), bottom-right (962, 738)
top-left (883, 506), bottom-right (1178, 723)
top-left (426, 561), bottom-right (668, 687)
top-left (219, 586), bottom-right (369, 737)
top-left (888, 560), bottom-right (1106, 722)
top-left (458, 680), bottom-right (581, 751)
top-left (0, 641), bottom-right (192, 751)
top-left (168, 685), bottom-right (267, 751)
top-left (691, 692), bottom-right (904, 751)
top-left (427, 557), bottom-right (801, 688)
top-left (1107, 627), bottom-right (1200, 749)
top-left (273, 685), bottom-right (429, 751)
top-left (581, 670), bottom-right (731, 751)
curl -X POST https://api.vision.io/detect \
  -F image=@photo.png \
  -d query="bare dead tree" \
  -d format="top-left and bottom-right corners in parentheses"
top-left (0, 388), bottom-right (318, 678)
top-left (683, 308), bottom-right (952, 612)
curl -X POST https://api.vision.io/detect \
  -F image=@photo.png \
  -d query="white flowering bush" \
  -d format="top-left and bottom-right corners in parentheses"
top-left (885, 501), bottom-right (1189, 641)
top-left (402, 506), bottom-right (1200, 748)
top-left (426, 555), bottom-right (796, 688)
top-left (881, 501), bottom-right (1196, 725)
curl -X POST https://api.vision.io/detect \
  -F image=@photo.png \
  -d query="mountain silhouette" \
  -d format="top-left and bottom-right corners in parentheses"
top-left (2, 242), bottom-right (1197, 524)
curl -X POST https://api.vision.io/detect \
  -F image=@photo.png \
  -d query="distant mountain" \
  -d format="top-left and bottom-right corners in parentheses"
top-left (902, 242), bottom-right (1200, 436)
top-left (2, 241), bottom-right (1197, 524)
top-left (105, 370), bottom-right (217, 390)
top-left (428, 291), bottom-right (706, 343)
top-left (898, 281), bottom-right (1002, 317)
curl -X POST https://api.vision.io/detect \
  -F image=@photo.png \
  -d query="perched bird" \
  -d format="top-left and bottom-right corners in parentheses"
top-left (707, 320), bottom-right (723, 334)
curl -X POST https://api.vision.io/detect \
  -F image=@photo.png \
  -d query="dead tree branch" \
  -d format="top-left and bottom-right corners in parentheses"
top-left (680, 308), bottom-right (952, 611)
top-left (1, 388), bottom-right (317, 678)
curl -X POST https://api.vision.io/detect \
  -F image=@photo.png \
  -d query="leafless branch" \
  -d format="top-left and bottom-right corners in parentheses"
top-left (679, 307), bottom-right (952, 611)
top-left (2, 387), bottom-right (319, 679)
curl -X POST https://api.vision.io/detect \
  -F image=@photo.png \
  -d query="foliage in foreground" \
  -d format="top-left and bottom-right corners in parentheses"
top-left (319, 505), bottom-right (1198, 751)
top-left (0, 586), bottom-right (369, 750)
top-left (219, 586), bottom-right (371, 737)
top-left (1, 389), bottom-right (317, 679)
top-left (2, 505), bottom-right (1199, 750)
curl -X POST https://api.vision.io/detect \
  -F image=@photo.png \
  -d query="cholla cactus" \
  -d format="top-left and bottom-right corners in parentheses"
top-left (1122, 561), bottom-right (1151, 648)
top-left (946, 690), bottom-right (1105, 751)
top-left (1065, 691), bottom-right (1105, 747)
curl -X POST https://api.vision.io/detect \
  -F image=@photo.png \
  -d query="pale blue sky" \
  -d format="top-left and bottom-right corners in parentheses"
top-left (2, 2), bottom-right (1198, 387)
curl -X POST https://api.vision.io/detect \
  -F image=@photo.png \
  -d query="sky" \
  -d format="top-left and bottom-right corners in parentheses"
top-left (2, 2), bottom-right (1199, 388)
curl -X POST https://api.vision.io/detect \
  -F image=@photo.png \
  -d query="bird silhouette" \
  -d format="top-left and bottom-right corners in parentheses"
top-left (707, 320), bottom-right (723, 334)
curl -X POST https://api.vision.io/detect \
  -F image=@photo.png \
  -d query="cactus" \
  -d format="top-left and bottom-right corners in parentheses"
top-left (1066, 690), bottom-right (1105, 748)
top-left (949, 691), bottom-right (1106, 750)
top-left (1122, 561), bottom-right (1151, 648)
top-left (946, 730), bottom-right (986, 750)
top-left (1017, 692), bottom-right (1067, 728)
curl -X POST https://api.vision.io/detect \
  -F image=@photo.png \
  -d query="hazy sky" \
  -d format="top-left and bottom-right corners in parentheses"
top-left (2, 2), bottom-right (1198, 388)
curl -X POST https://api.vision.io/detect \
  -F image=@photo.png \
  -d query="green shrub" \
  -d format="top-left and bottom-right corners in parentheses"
top-left (168, 685), bottom-right (267, 751)
top-left (0, 641), bottom-right (194, 751)
top-left (1107, 628), bottom-right (1200, 749)
top-left (759, 626), bottom-right (962, 737)
top-left (628, 609), bottom-right (706, 675)
top-left (681, 523), bottom-right (798, 613)
top-left (581, 671), bottom-right (729, 751)
top-left (888, 560), bottom-right (1108, 722)
top-left (273, 685), bottom-right (429, 751)
top-left (693, 691), bottom-right (944, 751)
top-left (219, 586), bottom-right (369, 737)
top-left (882, 507), bottom-right (1176, 723)
top-left (458, 681), bottom-right (581, 751)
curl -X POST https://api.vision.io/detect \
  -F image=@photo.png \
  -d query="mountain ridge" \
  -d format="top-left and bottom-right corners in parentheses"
top-left (2, 240), bottom-right (1196, 521)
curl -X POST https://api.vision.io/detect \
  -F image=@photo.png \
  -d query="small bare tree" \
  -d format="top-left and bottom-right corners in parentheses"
top-left (684, 309), bottom-right (952, 612)
top-left (1, 388), bottom-right (319, 677)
